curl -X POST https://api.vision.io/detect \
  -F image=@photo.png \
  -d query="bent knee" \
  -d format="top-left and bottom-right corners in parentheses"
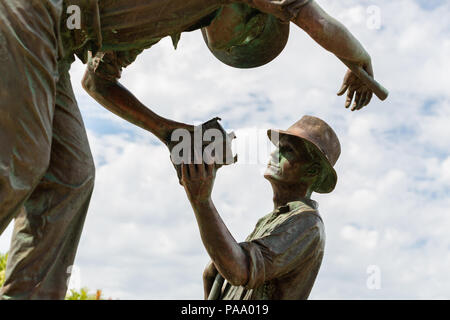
top-left (84, 160), bottom-right (96, 189)
top-left (46, 153), bottom-right (96, 190)
top-left (75, 157), bottom-right (96, 190)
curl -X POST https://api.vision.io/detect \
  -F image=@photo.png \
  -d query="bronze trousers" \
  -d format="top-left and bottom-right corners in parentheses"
top-left (0, 0), bottom-right (95, 299)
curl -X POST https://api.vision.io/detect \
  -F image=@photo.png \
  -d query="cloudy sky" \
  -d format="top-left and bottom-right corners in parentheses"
top-left (1, 0), bottom-right (449, 299)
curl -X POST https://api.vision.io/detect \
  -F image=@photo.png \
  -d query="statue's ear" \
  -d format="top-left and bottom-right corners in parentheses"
top-left (306, 162), bottom-right (322, 178)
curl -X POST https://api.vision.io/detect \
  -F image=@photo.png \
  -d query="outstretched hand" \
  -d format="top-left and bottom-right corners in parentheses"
top-left (337, 60), bottom-right (374, 111)
top-left (180, 159), bottom-right (217, 205)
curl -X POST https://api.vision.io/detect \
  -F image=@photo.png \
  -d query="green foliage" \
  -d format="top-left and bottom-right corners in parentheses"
top-left (0, 252), bottom-right (7, 287)
top-left (65, 288), bottom-right (104, 300)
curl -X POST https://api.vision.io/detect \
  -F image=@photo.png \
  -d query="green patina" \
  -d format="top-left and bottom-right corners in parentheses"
top-left (204, 3), bottom-right (290, 69)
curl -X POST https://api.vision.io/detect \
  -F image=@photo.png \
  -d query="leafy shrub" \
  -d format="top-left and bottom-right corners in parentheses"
top-left (0, 253), bottom-right (7, 287)
top-left (65, 288), bottom-right (104, 300)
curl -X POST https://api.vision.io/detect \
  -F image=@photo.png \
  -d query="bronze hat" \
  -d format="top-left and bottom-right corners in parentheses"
top-left (268, 116), bottom-right (341, 194)
top-left (202, 4), bottom-right (289, 69)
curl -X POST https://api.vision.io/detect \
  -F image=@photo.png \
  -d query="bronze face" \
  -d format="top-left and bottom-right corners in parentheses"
top-left (264, 135), bottom-right (321, 187)
top-left (268, 116), bottom-right (341, 193)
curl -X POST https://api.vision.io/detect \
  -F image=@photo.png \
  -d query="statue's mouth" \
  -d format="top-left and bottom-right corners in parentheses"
top-left (267, 163), bottom-right (280, 170)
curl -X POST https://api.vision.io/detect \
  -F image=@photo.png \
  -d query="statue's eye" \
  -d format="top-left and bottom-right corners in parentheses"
top-left (308, 167), bottom-right (318, 174)
top-left (307, 164), bottom-right (321, 176)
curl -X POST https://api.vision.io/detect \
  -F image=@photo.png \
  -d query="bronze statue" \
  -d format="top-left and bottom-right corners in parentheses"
top-left (0, 0), bottom-right (386, 299)
top-left (179, 115), bottom-right (340, 300)
top-left (83, 0), bottom-right (387, 151)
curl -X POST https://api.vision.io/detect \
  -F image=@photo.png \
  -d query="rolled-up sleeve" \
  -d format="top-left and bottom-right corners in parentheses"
top-left (87, 49), bottom-right (144, 81)
top-left (242, 0), bottom-right (313, 22)
top-left (285, 0), bottom-right (313, 19)
top-left (239, 212), bottom-right (324, 289)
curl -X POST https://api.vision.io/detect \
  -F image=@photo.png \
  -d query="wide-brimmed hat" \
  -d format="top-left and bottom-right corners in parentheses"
top-left (201, 4), bottom-right (289, 69)
top-left (268, 116), bottom-right (341, 194)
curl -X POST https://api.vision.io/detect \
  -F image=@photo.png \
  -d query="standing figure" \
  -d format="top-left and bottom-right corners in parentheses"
top-left (1, 0), bottom-right (380, 299)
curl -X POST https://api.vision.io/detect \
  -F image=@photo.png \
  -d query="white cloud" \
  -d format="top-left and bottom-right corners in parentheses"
top-left (340, 225), bottom-right (379, 249)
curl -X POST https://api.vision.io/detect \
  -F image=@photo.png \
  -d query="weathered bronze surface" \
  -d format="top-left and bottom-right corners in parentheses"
top-left (0, 0), bottom-right (385, 299)
top-left (179, 116), bottom-right (340, 300)
top-left (201, 3), bottom-right (291, 69)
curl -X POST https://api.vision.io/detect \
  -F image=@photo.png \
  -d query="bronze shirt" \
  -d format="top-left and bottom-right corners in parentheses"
top-left (220, 198), bottom-right (325, 300)
top-left (98, 0), bottom-right (229, 51)
top-left (60, 0), bottom-right (228, 62)
top-left (61, 0), bottom-right (312, 76)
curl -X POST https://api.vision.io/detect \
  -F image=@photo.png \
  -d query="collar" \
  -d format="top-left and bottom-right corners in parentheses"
top-left (274, 198), bottom-right (319, 215)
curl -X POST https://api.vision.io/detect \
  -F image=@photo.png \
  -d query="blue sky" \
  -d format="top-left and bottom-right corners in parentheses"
top-left (1, 0), bottom-right (450, 299)
top-left (416, 0), bottom-right (446, 10)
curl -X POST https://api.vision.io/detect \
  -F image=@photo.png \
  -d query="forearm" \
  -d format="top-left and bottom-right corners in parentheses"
top-left (82, 70), bottom-right (191, 144)
top-left (294, 2), bottom-right (371, 64)
top-left (191, 198), bottom-right (249, 286)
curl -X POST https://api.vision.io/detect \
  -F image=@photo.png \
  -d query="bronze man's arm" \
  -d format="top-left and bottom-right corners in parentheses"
top-left (180, 161), bottom-right (250, 287)
top-left (294, 1), bottom-right (380, 109)
top-left (293, 1), bottom-right (371, 69)
top-left (245, 0), bottom-right (378, 110)
top-left (82, 69), bottom-right (193, 145)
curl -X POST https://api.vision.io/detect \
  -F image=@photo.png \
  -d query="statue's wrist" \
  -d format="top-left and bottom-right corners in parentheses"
top-left (191, 196), bottom-right (213, 208)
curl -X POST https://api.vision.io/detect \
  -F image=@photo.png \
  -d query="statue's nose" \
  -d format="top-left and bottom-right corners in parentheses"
top-left (270, 149), bottom-right (280, 165)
